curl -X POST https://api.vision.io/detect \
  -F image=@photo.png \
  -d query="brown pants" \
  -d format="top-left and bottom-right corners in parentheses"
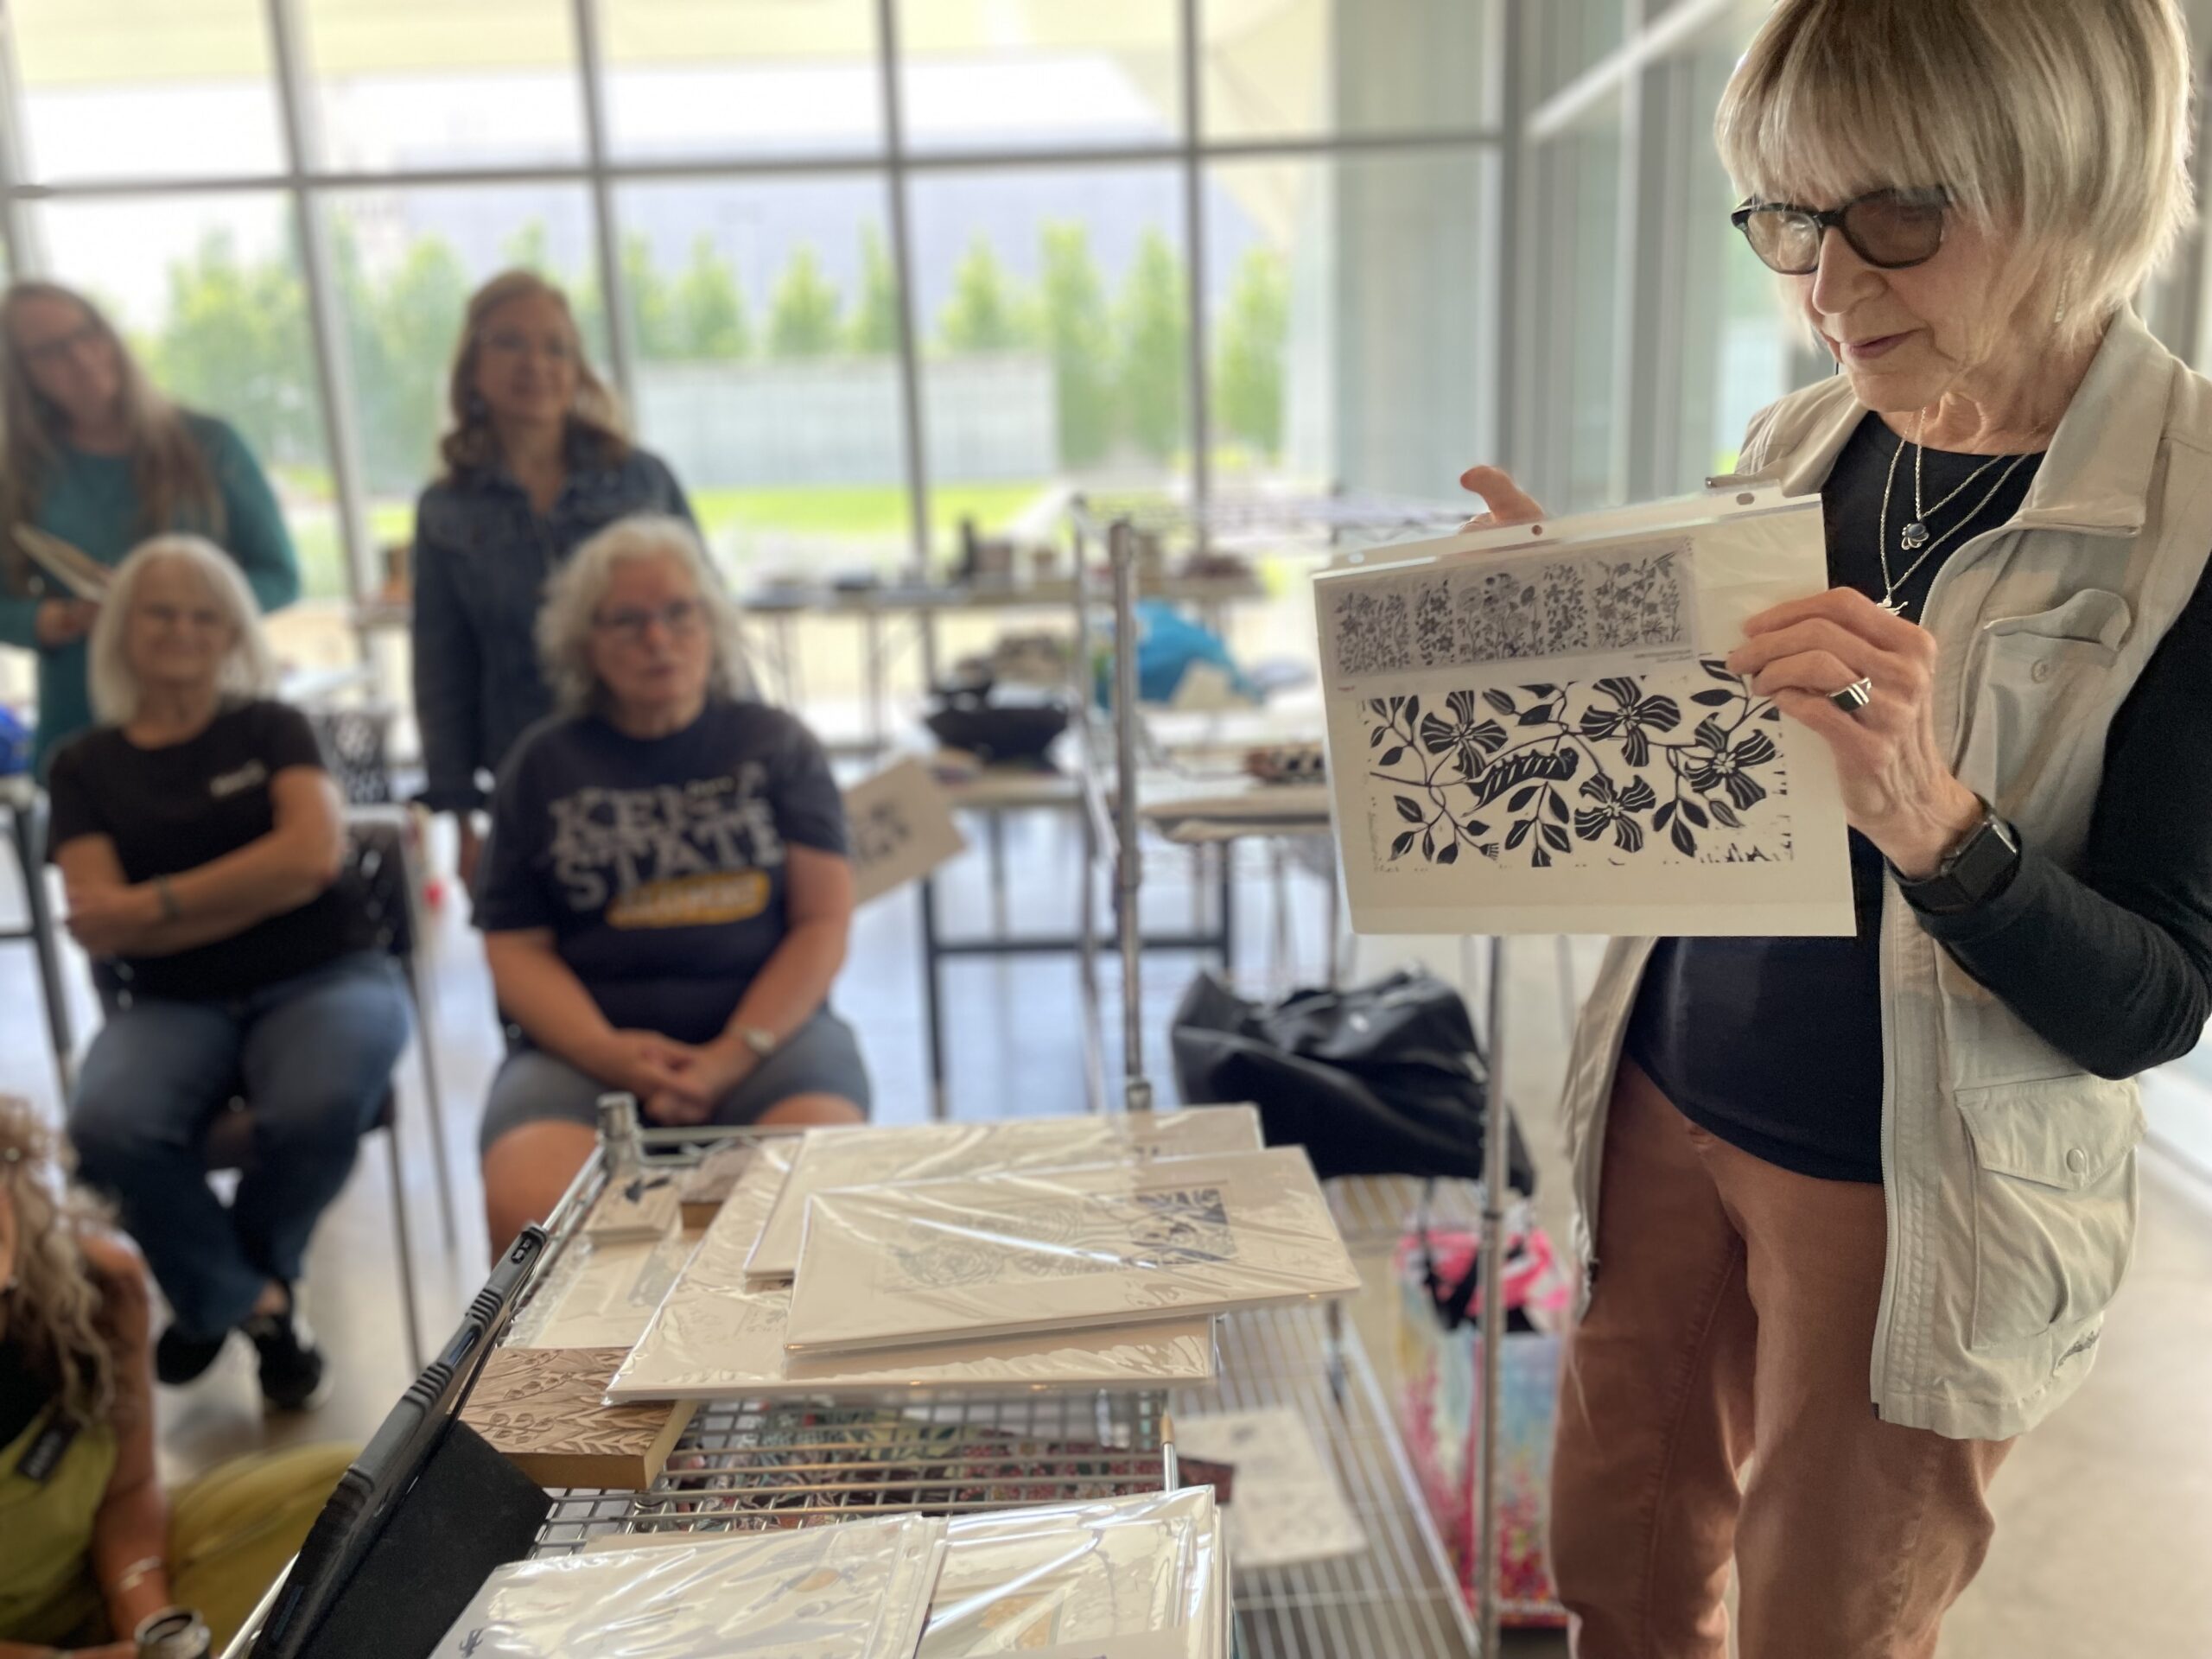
top-left (1550, 1060), bottom-right (2012, 1659)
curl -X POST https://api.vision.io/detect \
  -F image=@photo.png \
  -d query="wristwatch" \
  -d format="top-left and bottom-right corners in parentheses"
top-left (1894, 801), bottom-right (2021, 916)
top-left (736, 1026), bottom-right (779, 1061)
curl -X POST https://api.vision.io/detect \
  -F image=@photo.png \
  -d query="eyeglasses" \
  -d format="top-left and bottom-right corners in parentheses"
top-left (20, 321), bottom-right (105, 367)
top-left (481, 328), bottom-right (575, 363)
top-left (593, 598), bottom-right (704, 642)
top-left (1731, 189), bottom-right (1949, 275)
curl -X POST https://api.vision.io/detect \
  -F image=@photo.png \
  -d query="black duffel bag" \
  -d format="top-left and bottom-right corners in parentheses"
top-left (1170, 968), bottom-right (1535, 1194)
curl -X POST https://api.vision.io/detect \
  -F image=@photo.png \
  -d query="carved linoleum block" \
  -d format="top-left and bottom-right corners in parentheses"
top-left (463, 1344), bottom-right (695, 1491)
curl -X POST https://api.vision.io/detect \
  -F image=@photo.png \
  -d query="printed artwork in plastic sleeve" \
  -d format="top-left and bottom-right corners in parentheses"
top-left (782, 1147), bottom-right (1358, 1356)
top-left (608, 1132), bottom-right (1218, 1400)
top-left (429, 1513), bottom-right (947, 1658)
top-left (1313, 486), bottom-right (1853, 936)
top-left (921, 1488), bottom-right (1228, 1659)
top-left (745, 1105), bottom-right (1265, 1285)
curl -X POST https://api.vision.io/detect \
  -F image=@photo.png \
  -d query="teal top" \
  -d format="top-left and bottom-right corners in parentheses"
top-left (0, 413), bottom-right (301, 775)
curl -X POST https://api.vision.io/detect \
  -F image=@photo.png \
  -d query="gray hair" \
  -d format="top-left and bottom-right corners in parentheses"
top-left (87, 535), bottom-right (277, 724)
top-left (1717, 0), bottom-right (2196, 346)
top-left (536, 514), bottom-right (747, 717)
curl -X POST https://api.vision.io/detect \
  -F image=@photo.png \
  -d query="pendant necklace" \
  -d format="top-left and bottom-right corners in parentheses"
top-left (1897, 411), bottom-right (2008, 551)
top-left (1876, 414), bottom-right (2032, 615)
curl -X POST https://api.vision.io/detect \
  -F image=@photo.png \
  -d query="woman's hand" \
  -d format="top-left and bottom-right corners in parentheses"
top-left (584, 1030), bottom-right (696, 1104)
top-left (641, 1038), bottom-right (759, 1128)
top-left (34, 597), bottom-right (99, 648)
top-left (1727, 588), bottom-right (1986, 875)
top-left (1458, 465), bottom-right (1547, 529)
top-left (62, 882), bottom-right (162, 957)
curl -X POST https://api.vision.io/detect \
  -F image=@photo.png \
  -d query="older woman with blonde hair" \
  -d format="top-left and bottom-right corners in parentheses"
top-left (0, 280), bottom-right (299, 774)
top-left (412, 270), bottom-right (696, 887)
top-left (0, 1097), bottom-right (354, 1655)
top-left (474, 514), bottom-right (864, 1251)
top-left (48, 538), bottom-right (409, 1414)
top-left (1461, 0), bottom-right (2212, 1651)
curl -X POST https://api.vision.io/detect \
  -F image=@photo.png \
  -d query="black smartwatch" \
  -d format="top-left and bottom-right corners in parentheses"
top-left (1893, 802), bottom-right (2021, 916)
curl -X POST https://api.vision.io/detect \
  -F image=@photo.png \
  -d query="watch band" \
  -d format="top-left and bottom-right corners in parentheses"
top-left (737, 1026), bottom-right (778, 1060)
top-left (1895, 804), bottom-right (2021, 915)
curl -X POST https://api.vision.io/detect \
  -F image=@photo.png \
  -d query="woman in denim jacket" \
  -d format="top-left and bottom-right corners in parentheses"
top-left (411, 270), bottom-right (696, 885)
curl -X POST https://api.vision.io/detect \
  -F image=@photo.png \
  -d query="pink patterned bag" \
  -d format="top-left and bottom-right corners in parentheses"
top-left (1393, 1223), bottom-right (1572, 1628)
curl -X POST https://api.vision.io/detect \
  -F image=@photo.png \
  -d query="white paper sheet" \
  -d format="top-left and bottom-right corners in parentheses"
top-left (1313, 485), bottom-right (1853, 937)
top-left (745, 1107), bottom-right (1265, 1285)
top-left (782, 1147), bottom-right (1358, 1356)
top-left (429, 1514), bottom-right (946, 1658)
top-left (609, 1143), bottom-right (1217, 1402)
top-left (921, 1488), bottom-right (1228, 1658)
top-left (845, 755), bottom-right (969, 906)
top-left (1173, 1406), bottom-right (1366, 1567)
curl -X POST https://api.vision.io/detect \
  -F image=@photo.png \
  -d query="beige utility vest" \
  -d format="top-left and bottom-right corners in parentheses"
top-left (1557, 309), bottom-right (2212, 1440)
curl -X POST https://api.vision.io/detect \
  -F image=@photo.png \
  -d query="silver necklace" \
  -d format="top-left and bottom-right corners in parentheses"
top-left (1901, 412), bottom-right (2009, 550)
top-left (1876, 419), bottom-right (2032, 615)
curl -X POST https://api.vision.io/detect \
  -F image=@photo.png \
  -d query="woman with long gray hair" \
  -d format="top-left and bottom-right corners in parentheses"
top-left (474, 514), bottom-right (865, 1253)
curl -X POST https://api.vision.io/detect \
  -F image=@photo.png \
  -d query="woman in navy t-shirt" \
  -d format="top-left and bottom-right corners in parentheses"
top-left (474, 514), bottom-right (867, 1252)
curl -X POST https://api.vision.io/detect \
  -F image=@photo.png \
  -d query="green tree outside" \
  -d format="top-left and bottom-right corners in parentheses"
top-left (847, 226), bottom-right (901, 355)
top-left (671, 233), bottom-right (751, 360)
top-left (766, 245), bottom-right (845, 358)
top-left (151, 227), bottom-right (315, 471)
top-left (1036, 222), bottom-right (1114, 467)
top-left (936, 235), bottom-right (1035, 353)
top-left (1214, 246), bottom-right (1289, 460)
top-left (1116, 228), bottom-right (1187, 461)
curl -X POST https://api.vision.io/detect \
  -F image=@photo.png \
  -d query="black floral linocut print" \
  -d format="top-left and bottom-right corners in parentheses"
top-left (1363, 659), bottom-right (1790, 869)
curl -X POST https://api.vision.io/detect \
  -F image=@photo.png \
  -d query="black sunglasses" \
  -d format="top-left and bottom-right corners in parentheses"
top-left (1731, 188), bottom-right (1949, 275)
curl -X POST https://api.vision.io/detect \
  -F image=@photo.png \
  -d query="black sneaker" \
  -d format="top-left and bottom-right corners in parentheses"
top-left (242, 1294), bottom-right (330, 1413)
top-left (154, 1323), bottom-right (229, 1386)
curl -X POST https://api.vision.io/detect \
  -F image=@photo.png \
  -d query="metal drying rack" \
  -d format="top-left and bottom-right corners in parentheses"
top-left (526, 1128), bottom-right (1183, 1550)
top-left (1061, 503), bottom-right (1499, 1658)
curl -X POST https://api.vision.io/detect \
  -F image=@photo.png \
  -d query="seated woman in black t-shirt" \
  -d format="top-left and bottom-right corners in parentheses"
top-left (47, 537), bottom-right (411, 1412)
top-left (474, 514), bottom-right (868, 1253)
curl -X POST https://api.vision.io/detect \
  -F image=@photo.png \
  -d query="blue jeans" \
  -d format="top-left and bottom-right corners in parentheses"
top-left (67, 951), bottom-right (413, 1337)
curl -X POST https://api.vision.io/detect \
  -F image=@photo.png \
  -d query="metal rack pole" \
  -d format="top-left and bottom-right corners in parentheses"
top-left (1109, 521), bottom-right (1152, 1113)
top-left (1476, 932), bottom-right (1509, 1659)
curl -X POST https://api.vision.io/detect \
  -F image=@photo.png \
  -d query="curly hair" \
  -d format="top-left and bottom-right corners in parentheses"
top-left (0, 1096), bottom-right (120, 1427)
top-left (535, 514), bottom-right (748, 717)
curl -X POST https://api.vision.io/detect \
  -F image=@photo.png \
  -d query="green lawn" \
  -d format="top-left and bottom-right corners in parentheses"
top-left (692, 481), bottom-right (1055, 556)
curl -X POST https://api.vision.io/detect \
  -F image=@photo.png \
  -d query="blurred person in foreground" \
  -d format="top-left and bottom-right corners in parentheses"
top-left (0, 1096), bottom-right (352, 1656)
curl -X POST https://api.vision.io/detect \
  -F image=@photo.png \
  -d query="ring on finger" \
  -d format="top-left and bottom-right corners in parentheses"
top-left (1828, 676), bottom-right (1875, 715)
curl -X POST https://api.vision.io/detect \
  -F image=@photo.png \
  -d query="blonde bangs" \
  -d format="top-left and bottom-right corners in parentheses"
top-left (1715, 0), bottom-right (2195, 330)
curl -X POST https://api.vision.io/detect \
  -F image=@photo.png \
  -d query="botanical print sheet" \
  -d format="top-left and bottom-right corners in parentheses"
top-left (781, 1147), bottom-right (1358, 1356)
top-left (1316, 489), bottom-right (1853, 936)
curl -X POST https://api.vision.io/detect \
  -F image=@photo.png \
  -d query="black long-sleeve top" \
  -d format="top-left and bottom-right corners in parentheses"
top-left (1627, 414), bottom-right (2212, 1181)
